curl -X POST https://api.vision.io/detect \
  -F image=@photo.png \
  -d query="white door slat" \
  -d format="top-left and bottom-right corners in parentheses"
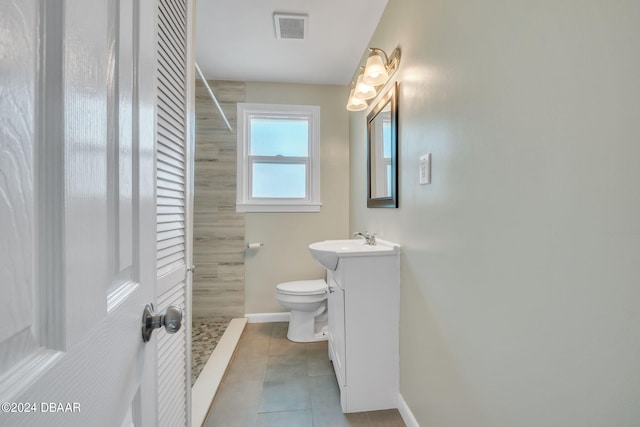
top-left (158, 250), bottom-right (184, 266)
top-left (158, 281), bottom-right (184, 305)
top-left (158, 120), bottom-right (185, 146)
top-left (157, 228), bottom-right (184, 242)
top-left (158, 134), bottom-right (185, 156)
top-left (157, 221), bottom-right (185, 233)
top-left (157, 236), bottom-right (185, 251)
top-left (158, 189), bottom-right (184, 202)
top-left (157, 39), bottom-right (185, 77)
top-left (157, 169), bottom-right (184, 187)
top-left (158, 260), bottom-right (185, 278)
top-left (158, 340), bottom-right (184, 376)
top-left (158, 197), bottom-right (184, 208)
top-left (157, 178), bottom-right (184, 193)
top-left (157, 159), bottom-right (185, 178)
top-left (158, 149), bottom-right (185, 171)
top-left (159, 0), bottom-right (186, 36)
top-left (157, 8), bottom-right (185, 55)
top-left (166, 0), bottom-right (186, 19)
top-left (158, 50), bottom-right (185, 90)
top-left (156, 0), bottom-right (188, 424)
top-left (156, 283), bottom-right (186, 427)
top-left (157, 205), bottom-right (185, 215)
top-left (158, 101), bottom-right (186, 135)
top-left (158, 5), bottom-right (186, 49)
top-left (157, 76), bottom-right (185, 110)
top-left (157, 213), bottom-right (184, 224)
top-left (157, 34), bottom-right (185, 77)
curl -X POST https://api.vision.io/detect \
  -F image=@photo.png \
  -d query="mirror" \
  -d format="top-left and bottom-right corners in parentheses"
top-left (367, 82), bottom-right (398, 208)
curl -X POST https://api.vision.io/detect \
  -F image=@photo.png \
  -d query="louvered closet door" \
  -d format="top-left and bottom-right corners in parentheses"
top-left (155, 0), bottom-right (193, 426)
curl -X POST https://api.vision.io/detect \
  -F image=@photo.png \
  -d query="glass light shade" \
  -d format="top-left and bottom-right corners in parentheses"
top-left (362, 54), bottom-right (388, 86)
top-left (346, 89), bottom-right (367, 111)
top-left (354, 74), bottom-right (376, 100)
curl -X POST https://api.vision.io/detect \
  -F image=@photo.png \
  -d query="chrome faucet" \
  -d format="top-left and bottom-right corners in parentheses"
top-left (353, 231), bottom-right (377, 245)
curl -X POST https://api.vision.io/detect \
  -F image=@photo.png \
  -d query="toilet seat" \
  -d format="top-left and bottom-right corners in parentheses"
top-left (276, 279), bottom-right (327, 296)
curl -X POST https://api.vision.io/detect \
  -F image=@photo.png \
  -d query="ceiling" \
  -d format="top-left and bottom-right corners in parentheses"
top-left (195, 0), bottom-right (389, 86)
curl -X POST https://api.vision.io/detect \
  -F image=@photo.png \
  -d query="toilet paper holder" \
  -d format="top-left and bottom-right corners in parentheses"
top-left (246, 242), bottom-right (264, 249)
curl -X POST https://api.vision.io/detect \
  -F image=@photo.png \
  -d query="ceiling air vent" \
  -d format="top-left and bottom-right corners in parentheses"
top-left (273, 13), bottom-right (308, 40)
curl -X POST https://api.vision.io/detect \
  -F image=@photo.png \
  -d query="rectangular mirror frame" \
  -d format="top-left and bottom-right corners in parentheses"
top-left (367, 82), bottom-right (398, 208)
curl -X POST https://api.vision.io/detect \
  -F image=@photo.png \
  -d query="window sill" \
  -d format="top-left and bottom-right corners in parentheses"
top-left (236, 203), bottom-right (322, 213)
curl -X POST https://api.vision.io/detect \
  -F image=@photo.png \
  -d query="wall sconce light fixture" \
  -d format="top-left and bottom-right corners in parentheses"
top-left (346, 47), bottom-right (401, 111)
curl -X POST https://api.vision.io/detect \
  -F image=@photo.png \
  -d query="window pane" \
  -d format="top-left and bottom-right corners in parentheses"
top-left (252, 162), bottom-right (306, 198)
top-left (383, 121), bottom-right (391, 158)
top-left (250, 117), bottom-right (309, 157)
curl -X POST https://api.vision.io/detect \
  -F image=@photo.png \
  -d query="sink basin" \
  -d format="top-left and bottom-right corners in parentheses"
top-left (308, 239), bottom-right (400, 271)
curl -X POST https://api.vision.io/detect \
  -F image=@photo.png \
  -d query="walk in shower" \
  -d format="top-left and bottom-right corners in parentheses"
top-left (192, 79), bottom-right (246, 382)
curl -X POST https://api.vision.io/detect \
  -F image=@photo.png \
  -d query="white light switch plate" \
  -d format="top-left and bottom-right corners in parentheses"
top-left (420, 153), bottom-right (431, 184)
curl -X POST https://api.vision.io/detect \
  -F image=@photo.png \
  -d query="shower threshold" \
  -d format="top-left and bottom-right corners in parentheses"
top-left (191, 317), bottom-right (247, 427)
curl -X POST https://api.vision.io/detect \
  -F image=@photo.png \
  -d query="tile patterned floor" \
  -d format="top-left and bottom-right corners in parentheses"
top-left (204, 322), bottom-right (406, 427)
top-left (192, 320), bottom-right (232, 383)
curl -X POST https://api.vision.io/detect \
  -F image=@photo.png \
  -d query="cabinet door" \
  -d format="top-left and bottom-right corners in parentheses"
top-left (328, 278), bottom-right (346, 387)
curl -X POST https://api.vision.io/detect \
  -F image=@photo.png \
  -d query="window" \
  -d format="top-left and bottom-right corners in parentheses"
top-left (383, 117), bottom-right (392, 193)
top-left (236, 103), bottom-right (321, 212)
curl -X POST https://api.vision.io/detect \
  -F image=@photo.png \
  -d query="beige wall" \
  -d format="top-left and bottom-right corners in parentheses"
top-left (350, 1), bottom-right (640, 426)
top-left (244, 82), bottom-right (350, 314)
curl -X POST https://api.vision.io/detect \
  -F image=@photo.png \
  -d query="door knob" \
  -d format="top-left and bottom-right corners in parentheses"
top-left (141, 303), bottom-right (183, 342)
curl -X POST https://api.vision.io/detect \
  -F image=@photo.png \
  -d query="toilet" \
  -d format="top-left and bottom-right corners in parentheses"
top-left (275, 279), bottom-right (329, 342)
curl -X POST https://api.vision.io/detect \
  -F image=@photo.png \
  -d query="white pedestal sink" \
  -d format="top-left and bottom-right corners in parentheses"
top-left (308, 238), bottom-right (400, 271)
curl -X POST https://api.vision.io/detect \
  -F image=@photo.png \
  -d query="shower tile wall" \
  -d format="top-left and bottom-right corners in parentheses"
top-left (193, 80), bottom-right (245, 321)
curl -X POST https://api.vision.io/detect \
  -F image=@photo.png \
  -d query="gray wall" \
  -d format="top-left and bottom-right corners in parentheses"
top-left (244, 82), bottom-right (350, 314)
top-left (193, 80), bottom-right (245, 321)
top-left (350, 1), bottom-right (640, 426)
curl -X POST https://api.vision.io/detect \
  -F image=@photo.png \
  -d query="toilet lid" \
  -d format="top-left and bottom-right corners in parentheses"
top-left (277, 279), bottom-right (327, 295)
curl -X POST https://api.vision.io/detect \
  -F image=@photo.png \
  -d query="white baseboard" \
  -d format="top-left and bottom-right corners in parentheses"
top-left (191, 317), bottom-right (247, 427)
top-left (398, 393), bottom-right (420, 427)
top-left (244, 312), bottom-right (290, 323)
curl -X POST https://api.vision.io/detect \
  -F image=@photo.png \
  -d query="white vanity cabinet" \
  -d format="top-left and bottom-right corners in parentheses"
top-left (326, 250), bottom-right (400, 413)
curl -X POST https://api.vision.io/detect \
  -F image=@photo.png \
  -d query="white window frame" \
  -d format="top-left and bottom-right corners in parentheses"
top-left (236, 103), bottom-right (321, 212)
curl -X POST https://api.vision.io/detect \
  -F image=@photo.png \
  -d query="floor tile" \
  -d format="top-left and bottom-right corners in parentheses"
top-left (203, 379), bottom-right (262, 427)
top-left (306, 341), bottom-right (334, 376)
top-left (205, 321), bottom-right (406, 427)
top-left (264, 351), bottom-right (308, 380)
top-left (345, 412), bottom-right (374, 426)
top-left (242, 322), bottom-right (274, 339)
top-left (267, 323), bottom-right (300, 356)
top-left (309, 374), bottom-right (341, 408)
top-left (309, 375), bottom-right (354, 427)
top-left (231, 336), bottom-right (271, 362)
top-left (222, 353), bottom-right (268, 384)
top-left (259, 375), bottom-right (311, 413)
top-left (367, 409), bottom-right (406, 427)
top-left (255, 409), bottom-right (313, 427)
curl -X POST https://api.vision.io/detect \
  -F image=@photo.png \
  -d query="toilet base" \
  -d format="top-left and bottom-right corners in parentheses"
top-left (287, 328), bottom-right (328, 343)
top-left (286, 309), bottom-right (329, 343)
